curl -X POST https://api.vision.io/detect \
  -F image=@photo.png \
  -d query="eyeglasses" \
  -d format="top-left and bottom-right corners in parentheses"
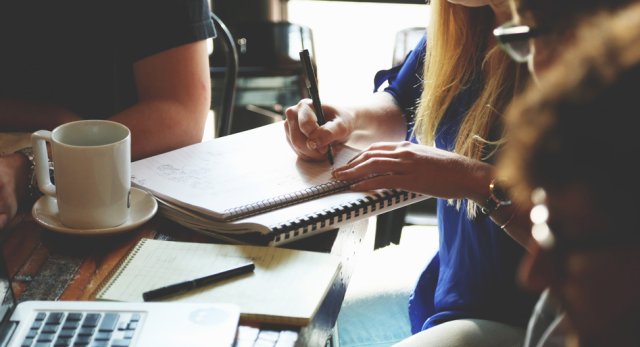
top-left (493, 21), bottom-right (542, 63)
top-left (530, 188), bottom-right (640, 257)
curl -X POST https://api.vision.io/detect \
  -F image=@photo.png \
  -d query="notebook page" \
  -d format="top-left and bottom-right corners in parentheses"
top-left (96, 239), bottom-right (341, 325)
top-left (131, 122), bottom-right (360, 220)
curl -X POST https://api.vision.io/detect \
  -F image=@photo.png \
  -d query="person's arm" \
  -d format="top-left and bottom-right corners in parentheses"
top-left (0, 39), bottom-right (211, 161)
top-left (0, 39), bottom-right (211, 229)
top-left (348, 92), bottom-right (408, 144)
top-left (284, 35), bottom-right (426, 161)
top-left (492, 202), bottom-right (533, 250)
top-left (0, 40), bottom-right (211, 160)
top-left (0, 100), bottom-right (81, 131)
top-left (284, 92), bottom-right (406, 161)
top-left (111, 40), bottom-right (211, 160)
top-left (331, 140), bottom-right (533, 247)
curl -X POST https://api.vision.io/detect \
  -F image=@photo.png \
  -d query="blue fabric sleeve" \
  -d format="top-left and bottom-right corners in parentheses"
top-left (373, 35), bottom-right (426, 140)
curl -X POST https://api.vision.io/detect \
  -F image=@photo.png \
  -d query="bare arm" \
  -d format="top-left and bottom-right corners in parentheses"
top-left (112, 40), bottom-right (211, 160)
top-left (332, 141), bottom-right (533, 248)
top-left (0, 39), bottom-right (211, 160)
top-left (348, 91), bottom-right (408, 147)
top-left (0, 100), bottom-right (81, 131)
top-left (0, 38), bottom-right (211, 230)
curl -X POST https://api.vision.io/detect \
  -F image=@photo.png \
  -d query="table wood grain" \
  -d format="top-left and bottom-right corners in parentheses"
top-left (2, 212), bottom-right (369, 347)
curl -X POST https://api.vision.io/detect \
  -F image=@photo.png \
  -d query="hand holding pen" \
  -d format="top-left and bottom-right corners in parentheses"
top-left (299, 49), bottom-right (335, 165)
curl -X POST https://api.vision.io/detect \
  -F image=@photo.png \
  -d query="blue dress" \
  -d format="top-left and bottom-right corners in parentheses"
top-left (374, 35), bottom-right (537, 334)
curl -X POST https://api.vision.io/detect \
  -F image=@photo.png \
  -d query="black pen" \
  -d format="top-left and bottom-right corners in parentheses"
top-left (142, 261), bottom-right (255, 301)
top-left (299, 48), bottom-right (335, 165)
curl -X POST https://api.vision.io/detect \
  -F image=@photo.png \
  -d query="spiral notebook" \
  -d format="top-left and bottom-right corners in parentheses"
top-left (131, 122), bottom-right (428, 245)
top-left (95, 238), bottom-right (341, 326)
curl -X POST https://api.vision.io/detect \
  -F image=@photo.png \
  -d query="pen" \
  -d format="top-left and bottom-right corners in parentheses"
top-left (299, 48), bottom-right (335, 165)
top-left (142, 261), bottom-right (255, 301)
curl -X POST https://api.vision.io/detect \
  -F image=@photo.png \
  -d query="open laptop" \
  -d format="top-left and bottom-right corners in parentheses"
top-left (0, 238), bottom-right (240, 347)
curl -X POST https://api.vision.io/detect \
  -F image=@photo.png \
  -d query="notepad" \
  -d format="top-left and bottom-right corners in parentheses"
top-left (95, 238), bottom-right (341, 326)
top-left (131, 122), bottom-right (428, 245)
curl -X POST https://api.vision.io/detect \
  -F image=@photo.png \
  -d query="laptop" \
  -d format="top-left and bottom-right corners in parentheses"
top-left (0, 238), bottom-right (240, 347)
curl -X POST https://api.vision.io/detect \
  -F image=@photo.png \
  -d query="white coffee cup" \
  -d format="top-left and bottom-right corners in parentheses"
top-left (31, 120), bottom-right (131, 229)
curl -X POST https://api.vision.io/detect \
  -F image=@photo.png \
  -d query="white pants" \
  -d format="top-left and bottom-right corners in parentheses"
top-left (393, 319), bottom-right (525, 347)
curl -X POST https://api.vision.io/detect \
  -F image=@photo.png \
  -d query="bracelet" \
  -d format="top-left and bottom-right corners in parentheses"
top-left (15, 147), bottom-right (54, 206)
top-left (499, 210), bottom-right (516, 230)
top-left (14, 147), bottom-right (41, 206)
top-left (481, 178), bottom-right (512, 215)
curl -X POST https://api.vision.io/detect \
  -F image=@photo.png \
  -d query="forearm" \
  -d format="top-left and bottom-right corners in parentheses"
top-left (349, 92), bottom-right (407, 144)
top-left (465, 162), bottom-right (532, 248)
top-left (493, 203), bottom-right (533, 250)
top-left (109, 99), bottom-right (208, 160)
top-left (117, 40), bottom-right (210, 160)
top-left (0, 99), bottom-right (81, 131)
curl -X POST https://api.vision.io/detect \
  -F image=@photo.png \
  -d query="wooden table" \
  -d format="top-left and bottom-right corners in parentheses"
top-left (2, 212), bottom-right (370, 347)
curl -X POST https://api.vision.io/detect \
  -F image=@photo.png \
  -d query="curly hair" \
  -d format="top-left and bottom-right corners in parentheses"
top-left (499, 3), bottom-right (640, 222)
top-left (514, 0), bottom-right (633, 34)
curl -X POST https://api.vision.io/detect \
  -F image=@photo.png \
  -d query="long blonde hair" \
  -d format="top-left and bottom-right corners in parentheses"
top-left (414, 0), bottom-right (526, 216)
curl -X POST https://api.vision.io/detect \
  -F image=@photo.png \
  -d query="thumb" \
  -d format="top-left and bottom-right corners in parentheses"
top-left (309, 120), bottom-right (344, 149)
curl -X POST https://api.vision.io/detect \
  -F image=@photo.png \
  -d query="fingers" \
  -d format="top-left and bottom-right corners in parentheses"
top-left (284, 99), bottom-right (338, 161)
top-left (333, 155), bottom-right (405, 182)
top-left (341, 141), bottom-right (412, 169)
top-left (296, 102), bottom-right (320, 137)
top-left (349, 175), bottom-right (396, 191)
top-left (332, 156), bottom-right (410, 192)
top-left (331, 141), bottom-right (416, 190)
top-left (283, 120), bottom-right (321, 161)
top-left (284, 100), bottom-right (321, 160)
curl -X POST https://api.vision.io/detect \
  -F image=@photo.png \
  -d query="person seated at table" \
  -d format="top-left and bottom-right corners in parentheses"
top-left (287, 0), bottom-right (541, 345)
top-left (497, 3), bottom-right (640, 345)
top-left (0, 0), bottom-right (216, 229)
top-left (477, 0), bottom-right (638, 250)
top-left (325, 0), bottom-right (636, 345)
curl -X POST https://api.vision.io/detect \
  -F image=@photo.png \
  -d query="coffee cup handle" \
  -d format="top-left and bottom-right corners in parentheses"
top-left (31, 130), bottom-right (56, 197)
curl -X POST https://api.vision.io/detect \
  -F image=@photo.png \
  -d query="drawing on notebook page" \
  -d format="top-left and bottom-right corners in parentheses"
top-left (131, 123), bottom-right (429, 245)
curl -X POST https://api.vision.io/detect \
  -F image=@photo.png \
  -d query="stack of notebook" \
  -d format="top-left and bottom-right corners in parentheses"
top-left (131, 122), bottom-right (428, 245)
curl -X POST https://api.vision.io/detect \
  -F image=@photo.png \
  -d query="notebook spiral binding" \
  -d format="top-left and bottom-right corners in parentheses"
top-left (224, 180), bottom-right (351, 221)
top-left (271, 189), bottom-right (420, 245)
top-left (94, 238), bottom-right (148, 299)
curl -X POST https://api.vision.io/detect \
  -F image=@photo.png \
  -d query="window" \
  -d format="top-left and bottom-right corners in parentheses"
top-left (287, 1), bottom-right (430, 104)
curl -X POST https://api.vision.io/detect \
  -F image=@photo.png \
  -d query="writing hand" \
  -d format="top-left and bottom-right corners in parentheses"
top-left (284, 99), bottom-right (353, 162)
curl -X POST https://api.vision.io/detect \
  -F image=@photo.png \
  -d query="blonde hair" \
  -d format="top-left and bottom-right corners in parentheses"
top-left (414, 0), bottom-right (526, 216)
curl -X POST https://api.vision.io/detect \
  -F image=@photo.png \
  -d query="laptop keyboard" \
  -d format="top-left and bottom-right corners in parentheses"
top-left (235, 326), bottom-right (298, 347)
top-left (22, 312), bottom-right (298, 347)
top-left (22, 311), bottom-right (141, 347)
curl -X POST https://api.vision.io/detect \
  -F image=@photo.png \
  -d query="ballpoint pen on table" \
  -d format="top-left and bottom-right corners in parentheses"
top-left (299, 48), bottom-right (335, 165)
top-left (142, 261), bottom-right (255, 301)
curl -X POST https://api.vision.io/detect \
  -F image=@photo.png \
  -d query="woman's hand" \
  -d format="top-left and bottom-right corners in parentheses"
top-left (284, 99), bottom-right (355, 162)
top-left (332, 141), bottom-right (492, 201)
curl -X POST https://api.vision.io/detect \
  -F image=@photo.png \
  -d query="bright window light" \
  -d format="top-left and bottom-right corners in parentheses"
top-left (287, 1), bottom-right (430, 105)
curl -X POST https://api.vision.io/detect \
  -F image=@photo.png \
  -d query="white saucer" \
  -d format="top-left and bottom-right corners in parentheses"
top-left (32, 187), bottom-right (158, 236)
